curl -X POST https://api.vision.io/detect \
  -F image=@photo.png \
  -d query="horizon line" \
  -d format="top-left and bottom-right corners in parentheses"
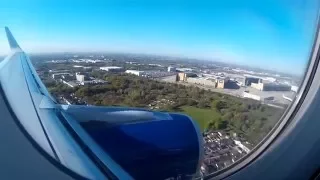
top-left (2, 50), bottom-right (300, 77)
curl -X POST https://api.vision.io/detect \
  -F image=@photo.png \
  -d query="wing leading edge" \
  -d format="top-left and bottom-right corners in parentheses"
top-left (1, 27), bottom-right (203, 179)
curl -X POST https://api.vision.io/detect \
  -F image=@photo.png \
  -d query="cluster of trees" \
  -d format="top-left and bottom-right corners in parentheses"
top-left (208, 98), bottom-right (283, 144)
top-left (46, 73), bottom-right (284, 145)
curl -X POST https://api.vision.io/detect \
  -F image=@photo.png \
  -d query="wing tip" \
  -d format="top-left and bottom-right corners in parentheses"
top-left (5, 27), bottom-right (21, 50)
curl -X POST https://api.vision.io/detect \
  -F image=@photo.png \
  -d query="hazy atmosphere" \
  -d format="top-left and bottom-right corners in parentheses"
top-left (0, 0), bottom-right (319, 74)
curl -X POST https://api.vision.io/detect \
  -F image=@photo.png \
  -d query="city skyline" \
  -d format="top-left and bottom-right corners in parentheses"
top-left (0, 0), bottom-right (319, 75)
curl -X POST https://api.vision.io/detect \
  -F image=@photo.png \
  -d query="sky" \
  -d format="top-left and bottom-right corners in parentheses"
top-left (0, 0), bottom-right (319, 75)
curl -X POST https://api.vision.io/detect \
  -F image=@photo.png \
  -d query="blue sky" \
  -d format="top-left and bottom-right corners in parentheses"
top-left (0, 0), bottom-right (319, 75)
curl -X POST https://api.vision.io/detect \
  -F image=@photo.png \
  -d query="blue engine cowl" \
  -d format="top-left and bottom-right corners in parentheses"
top-left (78, 110), bottom-right (203, 180)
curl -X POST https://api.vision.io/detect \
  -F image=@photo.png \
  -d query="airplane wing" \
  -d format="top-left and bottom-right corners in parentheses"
top-left (0, 27), bottom-right (203, 179)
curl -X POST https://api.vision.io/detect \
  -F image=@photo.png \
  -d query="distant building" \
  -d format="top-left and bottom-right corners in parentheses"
top-left (176, 72), bottom-right (197, 82)
top-left (76, 72), bottom-right (85, 83)
top-left (291, 85), bottom-right (299, 93)
top-left (250, 79), bottom-right (264, 90)
top-left (125, 70), bottom-right (145, 76)
top-left (176, 72), bottom-right (188, 82)
top-left (176, 67), bottom-right (194, 72)
top-left (79, 81), bottom-right (95, 85)
top-left (251, 80), bottom-right (291, 91)
top-left (75, 72), bottom-right (98, 85)
top-left (148, 63), bottom-right (163, 67)
top-left (100, 66), bottom-right (124, 72)
top-left (52, 73), bottom-right (74, 82)
top-left (185, 72), bottom-right (198, 78)
top-left (264, 83), bottom-right (291, 91)
top-left (244, 76), bottom-right (260, 86)
top-left (214, 77), bottom-right (236, 89)
top-left (244, 75), bottom-right (277, 86)
top-left (215, 78), bottom-right (226, 89)
top-left (176, 73), bottom-right (238, 89)
top-left (187, 77), bottom-right (216, 87)
top-left (125, 61), bottom-right (137, 64)
top-left (73, 59), bottom-right (102, 63)
top-left (168, 66), bottom-right (176, 72)
top-left (74, 65), bottom-right (92, 70)
top-left (52, 73), bottom-right (72, 80)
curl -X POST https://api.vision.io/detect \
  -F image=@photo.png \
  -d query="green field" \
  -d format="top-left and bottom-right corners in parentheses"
top-left (180, 106), bottom-right (220, 131)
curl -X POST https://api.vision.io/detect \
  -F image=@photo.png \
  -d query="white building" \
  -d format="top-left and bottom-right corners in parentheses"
top-left (73, 65), bottom-right (83, 68)
top-left (176, 67), bottom-right (193, 72)
top-left (148, 63), bottom-right (163, 67)
top-left (86, 59), bottom-right (102, 63)
top-left (125, 70), bottom-right (145, 76)
top-left (291, 85), bottom-right (299, 93)
top-left (244, 74), bottom-right (276, 82)
top-left (125, 61), bottom-right (137, 64)
top-left (73, 65), bottom-right (92, 70)
top-left (100, 66), bottom-right (124, 72)
top-left (73, 59), bottom-right (103, 63)
top-left (76, 73), bottom-right (85, 83)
